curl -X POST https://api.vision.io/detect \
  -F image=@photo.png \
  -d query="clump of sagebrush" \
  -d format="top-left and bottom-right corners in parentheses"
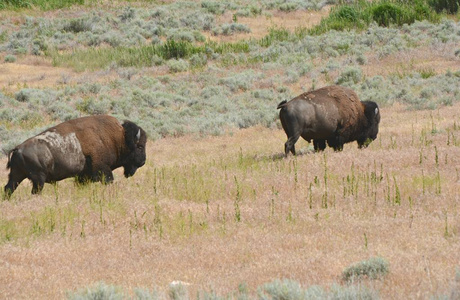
top-left (342, 257), bottom-right (390, 282)
top-left (4, 54), bottom-right (16, 62)
top-left (218, 70), bottom-right (260, 92)
top-left (212, 23), bottom-right (251, 36)
top-left (66, 282), bottom-right (124, 300)
top-left (257, 279), bottom-right (379, 300)
top-left (134, 287), bottom-right (161, 300)
top-left (258, 279), bottom-right (307, 299)
top-left (201, 1), bottom-right (233, 15)
top-left (168, 282), bottom-right (189, 300)
top-left (167, 59), bottom-right (189, 73)
top-left (336, 66), bottom-right (363, 85)
top-left (329, 283), bottom-right (379, 299)
top-left (62, 18), bottom-right (91, 33)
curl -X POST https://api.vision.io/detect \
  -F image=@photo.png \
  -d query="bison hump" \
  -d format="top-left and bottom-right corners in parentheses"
top-left (296, 86), bottom-right (364, 130)
top-left (325, 86), bottom-right (363, 126)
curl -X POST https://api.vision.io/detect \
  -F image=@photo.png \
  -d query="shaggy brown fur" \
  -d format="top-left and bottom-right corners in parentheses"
top-left (4, 115), bottom-right (147, 197)
top-left (296, 85), bottom-right (366, 141)
top-left (278, 85), bottom-right (380, 155)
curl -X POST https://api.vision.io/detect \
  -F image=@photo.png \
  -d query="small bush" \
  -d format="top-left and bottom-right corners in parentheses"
top-left (67, 282), bottom-right (124, 300)
top-left (342, 257), bottom-right (390, 282)
top-left (4, 55), bottom-right (16, 63)
top-left (419, 67), bottom-right (436, 79)
top-left (119, 6), bottom-right (136, 22)
top-left (336, 67), bottom-right (363, 85)
top-left (189, 53), bottom-right (208, 69)
top-left (258, 279), bottom-right (306, 300)
top-left (62, 19), bottom-right (91, 33)
top-left (167, 59), bottom-right (189, 73)
top-left (279, 3), bottom-right (298, 12)
top-left (330, 283), bottom-right (379, 299)
top-left (168, 282), bottom-right (189, 300)
top-left (217, 23), bottom-right (251, 36)
top-left (371, 3), bottom-right (403, 27)
top-left (201, 1), bottom-right (226, 15)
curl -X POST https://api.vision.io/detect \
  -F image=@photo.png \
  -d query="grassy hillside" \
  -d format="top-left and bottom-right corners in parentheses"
top-left (0, 0), bottom-right (459, 299)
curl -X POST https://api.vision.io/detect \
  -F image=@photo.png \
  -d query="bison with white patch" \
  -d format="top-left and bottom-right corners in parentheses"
top-left (4, 115), bottom-right (147, 198)
top-left (277, 85), bottom-right (380, 156)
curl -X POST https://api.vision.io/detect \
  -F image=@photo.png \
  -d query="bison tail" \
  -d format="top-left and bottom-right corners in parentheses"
top-left (5, 149), bottom-right (15, 170)
top-left (5, 148), bottom-right (21, 170)
top-left (277, 100), bottom-right (287, 109)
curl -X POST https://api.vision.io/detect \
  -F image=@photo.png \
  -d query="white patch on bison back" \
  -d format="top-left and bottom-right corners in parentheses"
top-left (34, 131), bottom-right (85, 170)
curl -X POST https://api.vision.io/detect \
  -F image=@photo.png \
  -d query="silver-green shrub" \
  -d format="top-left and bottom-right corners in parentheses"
top-left (67, 282), bottom-right (124, 300)
top-left (4, 54), bottom-right (16, 62)
top-left (167, 59), bottom-right (189, 73)
top-left (258, 279), bottom-right (306, 300)
top-left (336, 67), bottom-right (363, 85)
top-left (342, 257), bottom-right (389, 283)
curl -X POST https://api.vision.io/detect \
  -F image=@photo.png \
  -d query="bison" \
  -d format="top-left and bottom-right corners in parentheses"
top-left (277, 85), bottom-right (380, 156)
top-left (4, 115), bottom-right (147, 198)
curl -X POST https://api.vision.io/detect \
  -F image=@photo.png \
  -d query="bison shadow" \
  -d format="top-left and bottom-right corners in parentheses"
top-left (258, 146), bottom-right (316, 162)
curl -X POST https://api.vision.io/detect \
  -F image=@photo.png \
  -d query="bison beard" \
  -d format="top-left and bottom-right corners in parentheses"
top-left (278, 85), bottom-right (380, 156)
top-left (4, 115), bottom-right (147, 198)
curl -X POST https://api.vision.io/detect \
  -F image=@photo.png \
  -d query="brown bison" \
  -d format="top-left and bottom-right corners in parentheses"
top-left (277, 85), bottom-right (380, 156)
top-left (4, 115), bottom-right (147, 198)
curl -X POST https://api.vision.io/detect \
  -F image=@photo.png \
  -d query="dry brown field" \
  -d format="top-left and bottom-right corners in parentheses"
top-left (1, 103), bottom-right (460, 299)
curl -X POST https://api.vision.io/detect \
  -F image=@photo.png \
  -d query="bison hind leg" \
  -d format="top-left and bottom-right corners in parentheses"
top-left (4, 180), bottom-right (22, 199)
top-left (4, 169), bottom-right (27, 199)
top-left (285, 134), bottom-right (300, 157)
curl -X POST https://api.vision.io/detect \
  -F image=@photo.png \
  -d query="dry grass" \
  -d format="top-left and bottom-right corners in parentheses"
top-left (204, 7), bottom-right (332, 42)
top-left (1, 103), bottom-right (460, 299)
top-left (362, 43), bottom-right (460, 77)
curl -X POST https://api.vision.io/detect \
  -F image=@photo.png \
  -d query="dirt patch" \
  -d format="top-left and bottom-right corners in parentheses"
top-left (363, 44), bottom-right (460, 77)
top-left (0, 57), bottom-right (74, 92)
top-left (204, 7), bottom-right (331, 42)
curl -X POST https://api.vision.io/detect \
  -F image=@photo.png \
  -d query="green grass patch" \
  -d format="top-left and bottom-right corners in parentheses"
top-left (0, 0), bottom-right (159, 10)
top-left (50, 40), bottom-right (251, 71)
top-left (310, 0), bottom-right (440, 35)
top-left (0, 0), bottom-right (84, 10)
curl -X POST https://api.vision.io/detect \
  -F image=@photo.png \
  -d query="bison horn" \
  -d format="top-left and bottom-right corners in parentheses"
top-left (136, 129), bottom-right (141, 142)
top-left (375, 108), bottom-right (379, 115)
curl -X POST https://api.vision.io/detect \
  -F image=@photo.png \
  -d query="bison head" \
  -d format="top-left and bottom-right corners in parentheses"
top-left (358, 101), bottom-right (381, 148)
top-left (122, 121), bottom-right (147, 177)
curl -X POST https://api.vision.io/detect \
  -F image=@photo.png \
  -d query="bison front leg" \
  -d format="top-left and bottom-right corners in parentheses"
top-left (327, 136), bottom-right (344, 152)
top-left (313, 140), bottom-right (326, 152)
top-left (30, 172), bottom-right (46, 194)
top-left (93, 166), bottom-right (114, 184)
